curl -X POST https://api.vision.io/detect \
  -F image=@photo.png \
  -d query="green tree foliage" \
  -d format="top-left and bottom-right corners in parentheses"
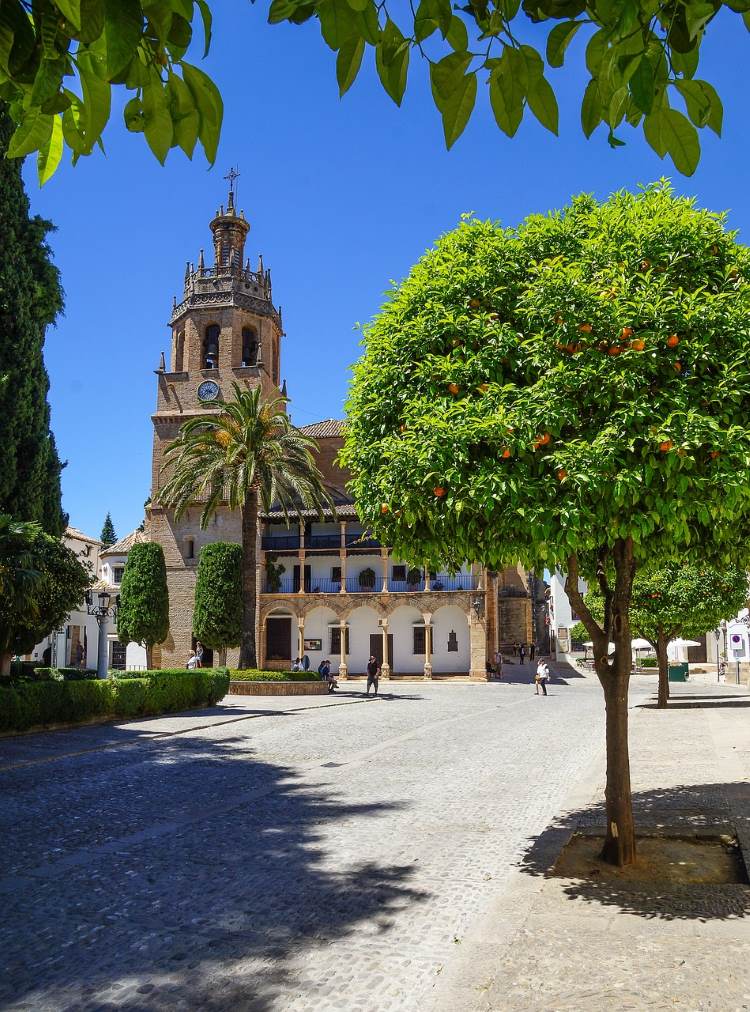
top-left (341, 184), bottom-right (750, 865)
top-left (0, 106), bottom-right (66, 535)
top-left (100, 512), bottom-right (117, 547)
top-left (157, 385), bottom-right (332, 668)
top-left (568, 620), bottom-right (588, 644)
top-left (193, 542), bottom-right (242, 665)
top-left (0, 515), bottom-right (91, 674)
top-left (587, 563), bottom-right (748, 705)
top-left (117, 542), bottom-right (169, 667)
top-left (0, 0), bottom-right (738, 180)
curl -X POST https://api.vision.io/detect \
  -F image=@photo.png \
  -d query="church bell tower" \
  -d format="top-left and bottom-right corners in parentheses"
top-left (147, 173), bottom-right (285, 667)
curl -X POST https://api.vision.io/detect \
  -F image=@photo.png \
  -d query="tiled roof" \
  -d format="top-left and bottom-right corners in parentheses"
top-left (299, 419), bottom-right (345, 438)
top-left (65, 526), bottom-right (101, 545)
top-left (100, 529), bottom-right (147, 556)
top-left (262, 484), bottom-right (357, 520)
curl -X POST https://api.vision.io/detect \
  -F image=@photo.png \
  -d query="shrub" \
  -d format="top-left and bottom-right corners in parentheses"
top-left (0, 669), bottom-right (229, 733)
top-left (227, 669), bottom-right (320, 682)
top-left (32, 667), bottom-right (98, 681)
top-left (639, 657), bottom-right (658, 668)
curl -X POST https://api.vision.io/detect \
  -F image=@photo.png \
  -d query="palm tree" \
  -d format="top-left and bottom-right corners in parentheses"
top-left (157, 385), bottom-right (333, 668)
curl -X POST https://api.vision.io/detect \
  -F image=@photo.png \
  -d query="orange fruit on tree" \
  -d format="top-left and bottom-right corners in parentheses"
top-left (556, 468), bottom-right (567, 480)
top-left (501, 448), bottom-right (511, 459)
top-left (673, 361), bottom-right (682, 372)
top-left (608, 346), bottom-right (621, 356)
top-left (469, 298), bottom-right (481, 308)
top-left (640, 259), bottom-right (651, 271)
top-left (433, 486), bottom-right (446, 498)
top-left (666, 334), bottom-right (680, 348)
top-left (631, 339), bottom-right (645, 351)
top-left (553, 314), bottom-right (564, 325)
top-left (578, 322), bottom-right (593, 333)
top-left (380, 504), bottom-right (389, 514)
top-left (447, 382), bottom-right (460, 395)
top-left (710, 450), bottom-right (720, 459)
top-left (659, 440), bottom-right (673, 452)
top-left (477, 383), bottom-right (490, 394)
top-left (566, 343), bottom-right (577, 354)
top-left (620, 326), bottom-right (634, 339)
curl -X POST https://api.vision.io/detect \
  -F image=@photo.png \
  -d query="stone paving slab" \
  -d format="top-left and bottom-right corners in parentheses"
top-left (428, 680), bottom-right (750, 1012)
top-left (1, 669), bottom-right (618, 1011)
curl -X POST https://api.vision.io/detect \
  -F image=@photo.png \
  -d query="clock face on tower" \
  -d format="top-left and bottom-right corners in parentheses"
top-left (197, 380), bottom-right (220, 402)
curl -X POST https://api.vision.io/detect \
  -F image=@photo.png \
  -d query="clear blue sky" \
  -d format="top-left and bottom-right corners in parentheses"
top-left (23, 4), bottom-right (748, 541)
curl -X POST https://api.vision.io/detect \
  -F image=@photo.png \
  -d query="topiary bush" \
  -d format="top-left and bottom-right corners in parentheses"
top-left (0, 669), bottom-right (230, 733)
top-left (227, 669), bottom-right (320, 682)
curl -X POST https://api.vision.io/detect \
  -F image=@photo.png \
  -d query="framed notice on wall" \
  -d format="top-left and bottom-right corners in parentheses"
top-left (304, 638), bottom-right (322, 652)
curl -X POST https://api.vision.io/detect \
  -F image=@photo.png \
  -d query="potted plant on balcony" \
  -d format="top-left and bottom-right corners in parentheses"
top-left (359, 567), bottom-right (376, 590)
top-left (407, 568), bottom-right (422, 591)
top-left (265, 556), bottom-right (285, 593)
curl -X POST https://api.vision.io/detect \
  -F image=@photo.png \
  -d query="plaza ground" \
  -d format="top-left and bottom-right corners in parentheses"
top-left (1, 666), bottom-right (749, 1011)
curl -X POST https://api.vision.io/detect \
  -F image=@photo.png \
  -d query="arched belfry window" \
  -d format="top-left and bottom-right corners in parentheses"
top-left (242, 327), bottom-right (258, 367)
top-left (174, 329), bottom-right (185, 372)
top-left (203, 325), bottom-right (220, 369)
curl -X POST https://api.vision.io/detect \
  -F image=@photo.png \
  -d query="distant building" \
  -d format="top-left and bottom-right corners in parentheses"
top-left (547, 569), bottom-right (587, 659)
top-left (140, 185), bottom-right (534, 674)
top-left (27, 526), bottom-right (101, 669)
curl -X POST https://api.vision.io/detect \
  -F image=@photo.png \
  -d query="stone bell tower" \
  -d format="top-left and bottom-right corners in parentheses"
top-left (147, 172), bottom-right (285, 667)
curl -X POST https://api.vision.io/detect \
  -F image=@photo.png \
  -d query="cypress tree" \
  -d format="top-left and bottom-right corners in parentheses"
top-left (100, 512), bottom-right (117, 547)
top-left (193, 543), bottom-right (243, 666)
top-left (0, 104), bottom-right (66, 536)
top-left (117, 543), bottom-right (170, 669)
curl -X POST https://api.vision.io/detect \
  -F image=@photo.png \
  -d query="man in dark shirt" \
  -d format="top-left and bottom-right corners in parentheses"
top-left (366, 655), bottom-right (380, 696)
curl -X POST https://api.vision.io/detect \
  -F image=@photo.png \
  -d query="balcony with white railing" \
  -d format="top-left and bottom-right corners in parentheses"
top-left (261, 571), bottom-right (479, 595)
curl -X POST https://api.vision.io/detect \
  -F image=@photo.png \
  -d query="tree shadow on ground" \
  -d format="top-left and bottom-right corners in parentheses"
top-left (515, 783), bottom-right (750, 921)
top-left (0, 724), bottom-right (425, 1010)
top-left (641, 699), bottom-right (750, 709)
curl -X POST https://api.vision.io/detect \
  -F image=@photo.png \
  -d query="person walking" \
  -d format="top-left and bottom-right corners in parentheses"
top-left (535, 658), bottom-right (549, 696)
top-left (366, 654), bottom-right (380, 696)
top-left (513, 641), bottom-right (519, 656)
top-left (529, 642), bottom-right (536, 661)
top-left (195, 641), bottom-right (204, 668)
top-left (494, 650), bottom-right (503, 679)
top-left (519, 642), bottom-right (526, 665)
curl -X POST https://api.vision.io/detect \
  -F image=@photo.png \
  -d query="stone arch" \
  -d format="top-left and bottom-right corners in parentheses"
top-left (345, 605), bottom-right (382, 675)
top-left (299, 605), bottom-right (340, 665)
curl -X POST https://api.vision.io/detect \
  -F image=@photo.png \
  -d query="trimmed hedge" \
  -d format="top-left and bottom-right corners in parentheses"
top-left (639, 657), bottom-right (658, 667)
top-left (33, 667), bottom-right (99, 681)
top-left (227, 669), bottom-right (321, 682)
top-left (0, 668), bottom-right (230, 734)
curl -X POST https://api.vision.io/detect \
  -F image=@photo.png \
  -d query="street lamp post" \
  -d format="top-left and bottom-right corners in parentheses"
top-left (85, 590), bottom-right (120, 680)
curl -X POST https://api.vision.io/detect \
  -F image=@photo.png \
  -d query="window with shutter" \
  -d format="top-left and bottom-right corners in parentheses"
top-left (413, 626), bottom-right (425, 654)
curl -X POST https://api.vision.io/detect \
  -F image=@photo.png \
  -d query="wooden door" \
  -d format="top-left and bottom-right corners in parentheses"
top-left (267, 617), bottom-right (292, 661)
top-left (369, 633), bottom-right (394, 667)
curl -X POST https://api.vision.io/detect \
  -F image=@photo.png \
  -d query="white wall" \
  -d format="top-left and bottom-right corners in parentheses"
top-left (389, 605), bottom-right (425, 674)
top-left (301, 606), bottom-right (339, 667)
top-left (347, 606), bottom-right (381, 675)
top-left (432, 605), bottom-right (471, 673)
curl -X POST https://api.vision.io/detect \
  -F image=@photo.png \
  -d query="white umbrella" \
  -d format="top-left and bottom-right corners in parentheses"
top-left (584, 641), bottom-right (616, 652)
top-left (631, 638), bottom-right (653, 650)
top-left (670, 638), bottom-right (701, 648)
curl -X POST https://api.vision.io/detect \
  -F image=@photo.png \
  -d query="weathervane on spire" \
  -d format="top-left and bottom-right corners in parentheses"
top-left (224, 166), bottom-right (240, 198)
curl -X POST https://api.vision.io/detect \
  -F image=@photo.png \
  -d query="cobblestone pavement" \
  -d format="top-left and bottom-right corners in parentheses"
top-left (0, 665), bottom-right (629, 1011)
top-left (431, 679), bottom-right (750, 1012)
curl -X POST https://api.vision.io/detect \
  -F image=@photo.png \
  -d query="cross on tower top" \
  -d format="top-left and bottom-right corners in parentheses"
top-left (224, 166), bottom-right (240, 194)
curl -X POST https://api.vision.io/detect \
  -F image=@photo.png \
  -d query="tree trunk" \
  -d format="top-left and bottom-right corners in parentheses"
top-left (219, 647), bottom-right (227, 667)
top-left (238, 487), bottom-right (259, 669)
top-left (656, 630), bottom-right (670, 708)
top-left (0, 651), bottom-right (11, 677)
top-left (567, 539), bottom-right (637, 867)
top-left (146, 644), bottom-right (153, 670)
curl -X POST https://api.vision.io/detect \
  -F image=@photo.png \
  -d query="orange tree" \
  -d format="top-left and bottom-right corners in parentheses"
top-left (586, 562), bottom-right (749, 708)
top-left (341, 183), bottom-right (750, 866)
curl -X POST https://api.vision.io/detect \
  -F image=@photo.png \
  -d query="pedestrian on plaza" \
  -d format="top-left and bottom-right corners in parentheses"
top-left (529, 642), bottom-right (536, 661)
top-left (535, 658), bottom-right (549, 696)
top-left (366, 654), bottom-right (380, 696)
top-left (195, 641), bottom-right (204, 668)
top-left (186, 652), bottom-right (199, 670)
top-left (519, 642), bottom-right (526, 665)
top-left (291, 657), bottom-right (302, 672)
top-left (302, 653), bottom-right (310, 671)
top-left (513, 640), bottom-right (519, 656)
top-left (494, 650), bottom-right (503, 678)
top-left (317, 658), bottom-right (328, 677)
